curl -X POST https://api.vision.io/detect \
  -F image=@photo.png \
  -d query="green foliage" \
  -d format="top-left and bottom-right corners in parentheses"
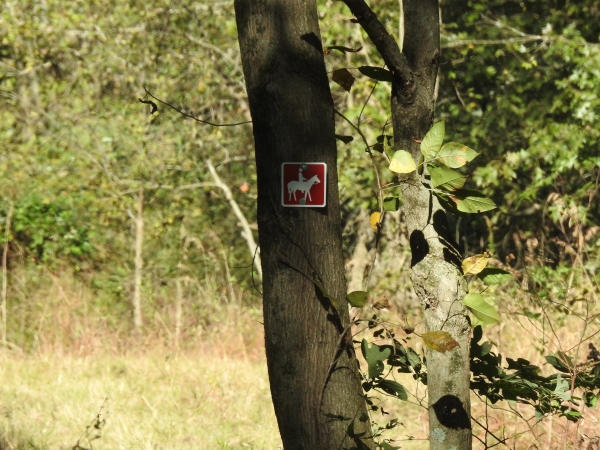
top-left (439, 0), bottom-right (600, 262)
top-left (462, 293), bottom-right (501, 325)
top-left (359, 320), bottom-right (599, 425)
top-left (470, 326), bottom-right (600, 422)
top-left (11, 195), bottom-right (93, 264)
top-left (347, 290), bottom-right (368, 307)
top-left (0, 0), bottom-right (260, 301)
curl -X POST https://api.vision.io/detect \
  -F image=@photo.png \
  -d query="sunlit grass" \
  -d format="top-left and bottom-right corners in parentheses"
top-left (0, 351), bottom-right (282, 450)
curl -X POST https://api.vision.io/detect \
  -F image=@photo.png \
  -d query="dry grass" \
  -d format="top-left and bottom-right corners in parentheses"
top-left (0, 351), bottom-right (282, 450)
top-left (2, 264), bottom-right (600, 449)
top-left (354, 307), bottom-right (600, 450)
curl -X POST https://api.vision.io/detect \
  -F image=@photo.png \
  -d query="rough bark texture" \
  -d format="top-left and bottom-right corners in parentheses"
top-left (234, 1), bottom-right (372, 449)
top-left (345, 209), bottom-right (374, 293)
top-left (343, 0), bottom-right (472, 448)
top-left (394, 2), bottom-right (472, 448)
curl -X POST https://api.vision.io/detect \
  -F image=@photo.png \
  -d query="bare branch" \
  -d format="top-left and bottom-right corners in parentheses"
top-left (205, 159), bottom-right (262, 279)
top-left (143, 87), bottom-right (252, 127)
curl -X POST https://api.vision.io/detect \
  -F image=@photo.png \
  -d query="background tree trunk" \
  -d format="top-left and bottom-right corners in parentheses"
top-left (392, 1), bottom-right (472, 448)
top-left (1, 201), bottom-right (13, 347)
top-left (132, 188), bottom-right (144, 329)
top-left (234, 0), bottom-right (373, 448)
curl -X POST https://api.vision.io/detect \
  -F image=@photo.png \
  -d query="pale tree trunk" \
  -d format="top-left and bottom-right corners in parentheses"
top-left (174, 276), bottom-right (183, 349)
top-left (205, 158), bottom-right (262, 279)
top-left (132, 188), bottom-right (144, 329)
top-left (342, 0), bottom-right (472, 448)
top-left (234, 0), bottom-right (373, 448)
top-left (1, 201), bottom-right (13, 347)
top-left (345, 209), bottom-right (374, 293)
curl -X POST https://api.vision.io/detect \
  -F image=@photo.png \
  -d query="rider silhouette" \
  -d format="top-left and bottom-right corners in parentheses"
top-left (298, 168), bottom-right (307, 182)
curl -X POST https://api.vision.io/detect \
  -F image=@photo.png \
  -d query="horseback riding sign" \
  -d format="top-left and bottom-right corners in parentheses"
top-left (281, 162), bottom-right (327, 207)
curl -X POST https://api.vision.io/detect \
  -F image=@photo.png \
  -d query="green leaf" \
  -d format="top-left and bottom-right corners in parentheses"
top-left (553, 374), bottom-right (572, 401)
top-left (335, 134), bottom-right (353, 144)
top-left (347, 291), bottom-right (368, 308)
top-left (358, 66), bottom-right (394, 82)
top-left (406, 347), bottom-right (422, 371)
top-left (383, 196), bottom-right (401, 212)
top-left (584, 392), bottom-right (597, 408)
top-left (433, 142), bottom-right (479, 168)
top-left (449, 189), bottom-right (497, 213)
top-left (377, 379), bottom-right (408, 400)
top-left (545, 356), bottom-right (566, 372)
top-left (420, 121), bottom-right (445, 159)
top-left (434, 192), bottom-right (467, 216)
top-left (478, 267), bottom-right (513, 284)
top-left (563, 409), bottom-right (582, 422)
top-left (332, 68), bottom-right (355, 92)
top-left (389, 150), bottom-right (416, 173)
top-left (361, 339), bottom-right (391, 379)
top-left (429, 166), bottom-right (467, 191)
top-left (463, 293), bottom-right (501, 325)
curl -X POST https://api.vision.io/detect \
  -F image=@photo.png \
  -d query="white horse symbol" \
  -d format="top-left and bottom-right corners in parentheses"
top-left (287, 175), bottom-right (320, 201)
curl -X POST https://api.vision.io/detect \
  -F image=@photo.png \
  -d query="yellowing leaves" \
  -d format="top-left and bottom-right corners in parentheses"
top-left (422, 330), bottom-right (460, 353)
top-left (389, 150), bottom-right (416, 174)
top-left (370, 212), bottom-right (381, 231)
top-left (462, 251), bottom-right (491, 275)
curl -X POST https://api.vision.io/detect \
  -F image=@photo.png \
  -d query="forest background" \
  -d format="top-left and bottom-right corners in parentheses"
top-left (1, 0), bottom-right (600, 448)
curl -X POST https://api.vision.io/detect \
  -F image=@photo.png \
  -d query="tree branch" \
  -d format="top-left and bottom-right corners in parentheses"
top-left (206, 159), bottom-right (262, 279)
top-left (143, 87), bottom-right (252, 127)
top-left (340, 0), bottom-right (413, 90)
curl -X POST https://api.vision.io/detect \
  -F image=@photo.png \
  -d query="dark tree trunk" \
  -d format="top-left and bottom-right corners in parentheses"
top-left (234, 1), bottom-right (373, 449)
top-left (342, 0), bottom-right (472, 448)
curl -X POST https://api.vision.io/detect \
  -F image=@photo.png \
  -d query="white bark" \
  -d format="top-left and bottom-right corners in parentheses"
top-left (206, 159), bottom-right (262, 279)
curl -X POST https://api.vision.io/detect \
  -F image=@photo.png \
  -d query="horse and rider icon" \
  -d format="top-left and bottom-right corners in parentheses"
top-left (281, 163), bottom-right (327, 207)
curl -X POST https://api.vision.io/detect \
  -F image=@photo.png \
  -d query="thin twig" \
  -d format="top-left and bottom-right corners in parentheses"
top-left (143, 87), bottom-right (252, 127)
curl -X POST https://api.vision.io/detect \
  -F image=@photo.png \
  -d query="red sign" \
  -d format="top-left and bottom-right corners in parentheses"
top-left (281, 162), bottom-right (327, 207)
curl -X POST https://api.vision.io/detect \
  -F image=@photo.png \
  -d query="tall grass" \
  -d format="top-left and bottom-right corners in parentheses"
top-left (0, 352), bottom-right (281, 449)
top-left (1, 265), bottom-right (279, 449)
top-left (2, 247), bottom-right (600, 449)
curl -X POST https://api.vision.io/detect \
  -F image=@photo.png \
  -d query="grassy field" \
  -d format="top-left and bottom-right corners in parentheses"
top-left (2, 269), bottom-right (600, 449)
top-left (0, 351), bottom-right (282, 450)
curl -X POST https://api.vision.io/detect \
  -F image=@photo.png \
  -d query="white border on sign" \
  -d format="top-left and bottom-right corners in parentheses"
top-left (281, 162), bottom-right (327, 207)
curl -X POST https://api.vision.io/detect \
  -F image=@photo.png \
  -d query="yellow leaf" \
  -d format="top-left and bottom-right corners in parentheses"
top-left (369, 212), bottom-right (381, 231)
top-left (462, 251), bottom-right (491, 275)
top-left (422, 330), bottom-right (460, 353)
top-left (389, 150), bottom-right (416, 174)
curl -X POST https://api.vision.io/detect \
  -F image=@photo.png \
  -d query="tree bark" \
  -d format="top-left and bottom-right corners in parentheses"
top-left (133, 188), bottom-right (144, 329)
top-left (342, 0), bottom-right (472, 448)
top-left (234, 1), bottom-right (373, 448)
top-left (1, 201), bottom-right (13, 347)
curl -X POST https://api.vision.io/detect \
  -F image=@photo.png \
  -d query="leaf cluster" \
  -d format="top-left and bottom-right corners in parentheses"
top-left (470, 326), bottom-right (600, 422)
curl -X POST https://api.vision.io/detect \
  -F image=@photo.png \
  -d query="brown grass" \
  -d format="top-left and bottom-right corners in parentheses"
top-left (2, 265), bottom-right (600, 449)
